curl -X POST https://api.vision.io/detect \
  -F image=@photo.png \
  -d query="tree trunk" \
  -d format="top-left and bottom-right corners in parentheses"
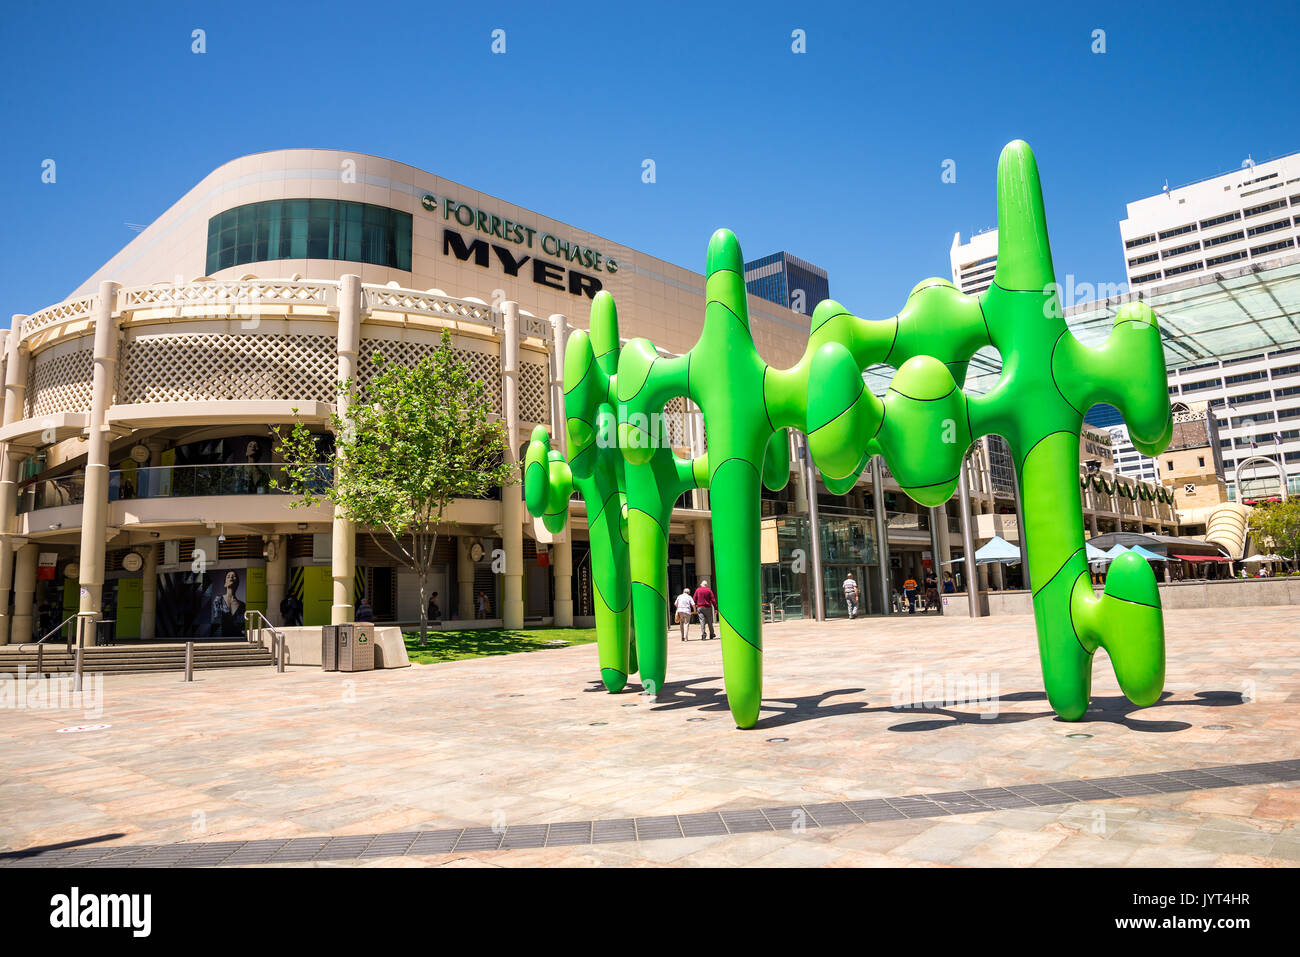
top-left (416, 530), bottom-right (428, 645)
top-left (418, 572), bottom-right (428, 645)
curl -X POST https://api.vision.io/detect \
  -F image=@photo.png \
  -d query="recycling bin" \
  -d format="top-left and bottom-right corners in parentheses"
top-left (322, 623), bottom-right (375, 672)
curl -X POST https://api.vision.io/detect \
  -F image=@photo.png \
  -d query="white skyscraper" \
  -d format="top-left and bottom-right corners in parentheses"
top-left (1119, 151), bottom-right (1300, 292)
top-left (949, 230), bottom-right (998, 295)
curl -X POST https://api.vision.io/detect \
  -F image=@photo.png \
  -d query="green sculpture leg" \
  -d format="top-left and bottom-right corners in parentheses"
top-left (1020, 432), bottom-right (1165, 719)
top-left (626, 506), bottom-right (667, 693)
top-left (711, 457), bottom-right (763, 728)
top-left (584, 485), bottom-right (631, 693)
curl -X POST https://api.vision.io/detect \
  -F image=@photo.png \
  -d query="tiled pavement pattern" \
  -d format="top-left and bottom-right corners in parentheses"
top-left (2, 607), bottom-right (1298, 867)
top-left (3, 759), bottom-right (1297, 867)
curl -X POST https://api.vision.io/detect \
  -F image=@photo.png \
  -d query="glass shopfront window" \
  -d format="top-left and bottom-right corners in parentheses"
top-left (760, 513), bottom-right (880, 619)
top-left (206, 199), bottom-right (413, 274)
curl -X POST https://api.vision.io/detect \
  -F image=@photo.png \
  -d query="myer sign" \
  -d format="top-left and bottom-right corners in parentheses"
top-left (421, 193), bottom-right (616, 300)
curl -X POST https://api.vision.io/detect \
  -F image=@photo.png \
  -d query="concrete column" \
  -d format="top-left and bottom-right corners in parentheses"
top-left (11, 543), bottom-right (38, 643)
top-left (0, 451), bottom-right (19, 645)
top-left (1088, 512), bottom-right (1099, 536)
top-left (551, 538), bottom-right (573, 626)
top-left (265, 535), bottom-right (286, 627)
top-left (548, 314), bottom-right (573, 627)
top-left (76, 283), bottom-right (121, 640)
top-left (798, 432), bottom-right (825, 620)
top-left (457, 536), bottom-right (474, 620)
top-left (0, 319), bottom-right (29, 644)
top-left (331, 275), bottom-right (361, 625)
top-left (927, 506), bottom-right (944, 614)
top-left (1011, 467), bottom-right (1030, 590)
top-left (693, 519), bottom-right (713, 580)
top-left (957, 454), bottom-right (983, 617)
top-left (871, 456), bottom-right (891, 615)
top-left (500, 302), bottom-right (524, 629)
top-left (139, 542), bottom-right (159, 640)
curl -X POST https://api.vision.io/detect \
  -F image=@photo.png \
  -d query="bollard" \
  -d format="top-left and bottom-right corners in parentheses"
top-left (184, 641), bottom-right (194, 682)
top-left (276, 632), bottom-right (285, 673)
top-left (73, 646), bottom-right (83, 693)
top-left (35, 644), bottom-right (44, 679)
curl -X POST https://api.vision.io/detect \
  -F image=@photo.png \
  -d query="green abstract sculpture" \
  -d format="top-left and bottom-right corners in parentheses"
top-left (525, 292), bottom-right (710, 696)
top-left (526, 140), bottom-right (1172, 729)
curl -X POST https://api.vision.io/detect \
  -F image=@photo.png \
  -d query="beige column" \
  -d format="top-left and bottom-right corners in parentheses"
top-left (265, 535), bottom-right (286, 626)
top-left (0, 319), bottom-right (28, 644)
top-left (500, 302), bottom-right (524, 629)
top-left (936, 499), bottom-right (953, 565)
top-left (139, 542), bottom-right (159, 640)
top-left (457, 536), bottom-right (474, 620)
top-left (76, 283), bottom-right (121, 643)
top-left (693, 519), bottom-right (713, 580)
top-left (11, 543), bottom-right (38, 643)
top-left (331, 275), bottom-right (361, 625)
top-left (548, 313), bottom-right (573, 627)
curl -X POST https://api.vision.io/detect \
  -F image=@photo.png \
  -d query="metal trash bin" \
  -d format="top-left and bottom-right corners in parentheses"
top-left (322, 623), bottom-right (375, 672)
top-left (95, 618), bottom-right (117, 646)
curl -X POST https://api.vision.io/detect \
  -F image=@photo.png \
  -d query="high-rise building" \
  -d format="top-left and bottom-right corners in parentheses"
top-left (949, 230), bottom-right (999, 295)
top-left (1119, 151), bottom-right (1300, 292)
top-left (1066, 251), bottom-right (1300, 501)
top-left (743, 251), bottom-right (830, 316)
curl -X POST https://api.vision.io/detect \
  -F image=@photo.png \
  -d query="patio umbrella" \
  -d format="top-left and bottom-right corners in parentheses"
top-left (1104, 543), bottom-right (1130, 560)
top-left (1085, 542), bottom-right (1109, 563)
top-left (973, 535), bottom-right (1022, 566)
top-left (1242, 553), bottom-right (1284, 563)
top-left (1127, 544), bottom-right (1167, 562)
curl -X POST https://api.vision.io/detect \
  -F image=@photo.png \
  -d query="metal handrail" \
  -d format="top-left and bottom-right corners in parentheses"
top-left (17, 613), bottom-right (80, 652)
top-left (245, 610), bottom-right (286, 672)
top-left (15, 613), bottom-right (81, 677)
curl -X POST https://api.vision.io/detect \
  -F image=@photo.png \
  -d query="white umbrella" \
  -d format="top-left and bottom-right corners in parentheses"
top-left (1242, 553), bottom-right (1284, 563)
top-left (974, 535), bottom-right (1022, 566)
top-left (1085, 543), bottom-right (1109, 563)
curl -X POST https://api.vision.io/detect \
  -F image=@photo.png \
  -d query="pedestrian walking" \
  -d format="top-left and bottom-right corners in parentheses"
top-left (903, 576), bottom-right (919, 614)
top-left (842, 573), bottom-right (860, 619)
top-left (477, 590), bottom-right (490, 619)
top-left (674, 588), bottom-right (696, 641)
top-left (693, 579), bottom-right (717, 640)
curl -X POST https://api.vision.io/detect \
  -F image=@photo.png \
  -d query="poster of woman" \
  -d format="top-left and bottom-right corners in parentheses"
top-left (206, 569), bottom-right (248, 637)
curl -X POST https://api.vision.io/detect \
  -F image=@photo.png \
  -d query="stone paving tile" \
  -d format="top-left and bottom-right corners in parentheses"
top-left (2, 607), bottom-right (1298, 867)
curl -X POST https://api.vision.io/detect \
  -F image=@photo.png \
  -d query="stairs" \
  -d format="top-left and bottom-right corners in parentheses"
top-left (0, 641), bottom-right (274, 675)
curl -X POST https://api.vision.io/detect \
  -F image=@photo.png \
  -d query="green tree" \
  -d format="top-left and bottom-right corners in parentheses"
top-left (1249, 499), bottom-right (1300, 569)
top-left (274, 329), bottom-right (517, 641)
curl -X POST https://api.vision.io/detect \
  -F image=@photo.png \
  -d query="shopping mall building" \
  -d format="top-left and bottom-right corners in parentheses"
top-left (0, 149), bottom-right (1181, 642)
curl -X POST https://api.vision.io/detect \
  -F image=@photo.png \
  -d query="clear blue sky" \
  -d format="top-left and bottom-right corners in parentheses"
top-left (2, 0), bottom-right (1298, 322)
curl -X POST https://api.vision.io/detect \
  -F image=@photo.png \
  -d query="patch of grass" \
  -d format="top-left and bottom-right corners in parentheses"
top-left (403, 627), bottom-right (596, 665)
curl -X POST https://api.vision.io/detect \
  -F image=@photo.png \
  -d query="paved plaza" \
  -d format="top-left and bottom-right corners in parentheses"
top-left (1, 606), bottom-right (1297, 867)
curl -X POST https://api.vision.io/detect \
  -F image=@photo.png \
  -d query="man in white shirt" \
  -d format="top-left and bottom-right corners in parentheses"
top-left (674, 588), bottom-right (696, 641)
top-left (843, 574), bottom-right (860, 620)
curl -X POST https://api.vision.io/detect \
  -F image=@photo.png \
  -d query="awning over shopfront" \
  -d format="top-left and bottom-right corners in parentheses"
top-left (1171, 554), bottom-right (1231, 562)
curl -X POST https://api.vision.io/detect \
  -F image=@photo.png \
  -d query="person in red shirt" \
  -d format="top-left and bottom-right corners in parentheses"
top-left (692, 580), bottom-right (717, 640)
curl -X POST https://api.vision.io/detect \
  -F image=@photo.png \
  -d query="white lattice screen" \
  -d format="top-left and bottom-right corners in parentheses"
top-left (26, 348), bottom-right (94, 418)
top-left (358, 338), bottom-right (503, 413)
top-left (118, 333), bottom-right (337, 403)
top-left (519, 361), bottom-right (548, 423)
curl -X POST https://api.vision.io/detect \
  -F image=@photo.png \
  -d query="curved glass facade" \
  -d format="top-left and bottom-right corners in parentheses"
top-left (206, 199), bottom-right (412, 274)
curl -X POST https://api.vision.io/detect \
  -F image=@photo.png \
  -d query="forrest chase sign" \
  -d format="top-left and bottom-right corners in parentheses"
top-left (422, 192), bottom-right (617, 300)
